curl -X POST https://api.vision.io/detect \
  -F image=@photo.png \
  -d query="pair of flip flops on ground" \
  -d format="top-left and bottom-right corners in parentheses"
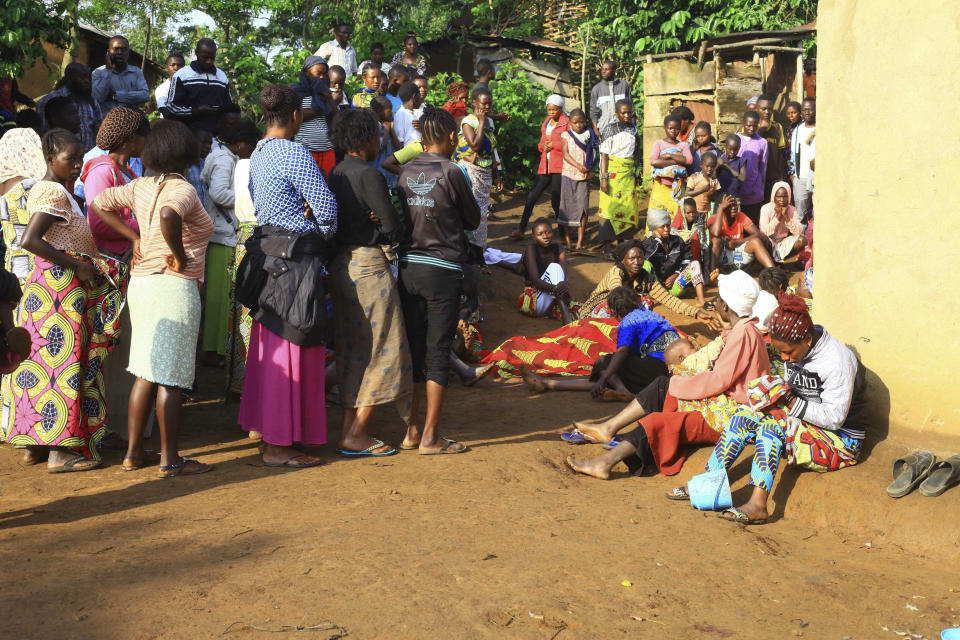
top-left (886, 452), bottom-right (960, 498)
top-left (339, 437), bottom-right (468, 456)
top-left (560, 429), bottom-right (620, 449)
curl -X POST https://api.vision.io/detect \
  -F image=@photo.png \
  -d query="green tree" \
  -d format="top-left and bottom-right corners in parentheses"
top-left (2, 0), bottom-right (79, 76)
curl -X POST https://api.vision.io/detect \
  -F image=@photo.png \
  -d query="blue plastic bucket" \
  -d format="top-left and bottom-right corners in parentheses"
top-left (687, 469), bottom-right (733, 511)
top-left (941, 628), bottom-right (960, 640)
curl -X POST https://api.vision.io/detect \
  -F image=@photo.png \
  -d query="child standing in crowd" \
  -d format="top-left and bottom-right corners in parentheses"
top-left (716, 134), bottom-right (746, 197)
top-left (384, 66), bottom-right (409, 113)
top-left (517, 219), bottom-right (573, 323)
top-left (413, 76), bottom-right (429, 104)
top-left (708, 193), bottom-right (775, 271)
top-left (187, 128), bottom-right (212, 205)
top-left (327, 65), bottom-right (351, 111)
top-left (648, 112), bottom-right (692, 215)
top-left (393, 82), bottom-right (422, 147)
top-left (689, 121), bottom-right (719, 174)
top-left (683, 151), bottom-right (720, 218)
top-left (358, 42), bottom-right (390, 75)
top-left (736, 110), bottom-right (768, 224)
top-left (558, 108), bottom-right (596, 251)
top-left (397, 107), bottom-right (480, 454)
top-left (351, 66), bottom-right (381, 108)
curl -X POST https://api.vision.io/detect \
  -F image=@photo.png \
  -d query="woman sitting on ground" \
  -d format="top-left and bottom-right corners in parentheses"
top-left (521, 286), bottom-right (681, 401)
top-left (576, 239), bottom-right (715, 325)
top-left (517, 219), bottom-right (573, 323)
top-left (670, 292), bottom-right (867, 524)
top-left (565, 271), bottom-right (770, 479)
top-left (640, 208), bottom-right (708, 308)
top-left (759, 180), bottom-right (807, 263)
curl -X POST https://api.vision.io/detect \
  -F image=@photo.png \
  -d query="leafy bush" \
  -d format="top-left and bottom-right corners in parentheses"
top-left (487, 62), bottom-right (550, 190)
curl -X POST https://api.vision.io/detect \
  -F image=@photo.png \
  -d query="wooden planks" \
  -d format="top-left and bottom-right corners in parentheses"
top-left (644, 59), bottom-right (715, 95)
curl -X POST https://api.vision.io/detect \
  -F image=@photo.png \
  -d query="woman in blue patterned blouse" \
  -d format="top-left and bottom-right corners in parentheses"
top-left (237, 84), bottom-right (338, 468)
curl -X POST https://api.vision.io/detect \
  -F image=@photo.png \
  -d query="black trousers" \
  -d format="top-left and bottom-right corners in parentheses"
top-left (589, 354), bottom-right (668, 394)
top-left (398, 261), bottom-right (462, 387)
top-left (519, 173), bottom-right (562, 231)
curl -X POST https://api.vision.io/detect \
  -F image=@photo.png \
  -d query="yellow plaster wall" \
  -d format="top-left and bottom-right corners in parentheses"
top-left (816, 1), bottom-right (960, 438)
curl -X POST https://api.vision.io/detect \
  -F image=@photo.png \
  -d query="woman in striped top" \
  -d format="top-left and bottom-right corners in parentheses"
top-left (91, 119), bottom-right (215, 478)
top-left (292, 56), bottom-right (337, 176)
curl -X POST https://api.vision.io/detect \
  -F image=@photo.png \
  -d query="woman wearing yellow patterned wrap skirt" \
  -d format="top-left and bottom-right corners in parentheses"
top-left (5, 131), bottom-right (123, 473)
top-left (597, 101), bottom-right (642, 258)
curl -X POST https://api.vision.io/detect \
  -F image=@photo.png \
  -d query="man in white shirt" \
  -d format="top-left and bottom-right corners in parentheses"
top-left (789, 97), bottom-right (816, 222)
top-left (314, 23), bottom-right (358, 77)
top-left (155, 53), bottom-right (185, 111)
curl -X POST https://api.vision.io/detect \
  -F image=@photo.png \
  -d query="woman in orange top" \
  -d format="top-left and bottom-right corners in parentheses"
top-left (91, 119), bottom-right (214, 478)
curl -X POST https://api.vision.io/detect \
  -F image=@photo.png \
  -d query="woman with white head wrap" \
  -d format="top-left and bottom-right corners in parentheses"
top-left (565, 269), bottom-right (771, 481)
top-left (0, 128), bottom-right (46, 282)
top-left (509, 93), bottom-right (570, 240)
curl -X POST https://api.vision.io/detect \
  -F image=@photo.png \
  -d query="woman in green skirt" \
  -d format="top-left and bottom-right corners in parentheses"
top-left (597, 99), bottom-right (642, 260)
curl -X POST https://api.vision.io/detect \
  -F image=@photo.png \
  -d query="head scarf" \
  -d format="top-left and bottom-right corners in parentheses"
top-left (646, 208), bottom-right (671, 230)
top-left (718, 270), bottom-right (759, 318)
top-left (96, 107), bottom-right (147, 151)
top-left (546, 94), bottom-right (565, 108)
top-left (768, 291), bottom-right (813, 342)
top-left (290, 56), bottom-right (332, 116)
top-left (752, 290), bottom-right (780, 331)
top-left (0, 127), bottom-right (45, 183)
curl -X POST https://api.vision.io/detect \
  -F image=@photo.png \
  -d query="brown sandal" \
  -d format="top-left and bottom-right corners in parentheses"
top-left (122, 450), bottom-right (162, 471)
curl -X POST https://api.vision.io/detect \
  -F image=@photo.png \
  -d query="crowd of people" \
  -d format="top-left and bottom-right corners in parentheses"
top-left (0, 26), bottom-right (865, 524)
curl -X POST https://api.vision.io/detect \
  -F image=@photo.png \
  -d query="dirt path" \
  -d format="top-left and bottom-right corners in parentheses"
top-left (1, 192), bottom-right (958, 640)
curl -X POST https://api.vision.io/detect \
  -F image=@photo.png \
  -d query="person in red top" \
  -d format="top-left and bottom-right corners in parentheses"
top-left (708, 193), bottom-right (774, 272)
top-left (440, 81), bottom-right (469, 121)
top-left (511, 94), bottom-right (569, 240)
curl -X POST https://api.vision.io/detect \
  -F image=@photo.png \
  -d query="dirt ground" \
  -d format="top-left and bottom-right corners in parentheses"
top-left (1, 191), bottom-right (959, 640)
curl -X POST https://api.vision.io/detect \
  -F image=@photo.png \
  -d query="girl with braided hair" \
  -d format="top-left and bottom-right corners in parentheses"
top-left (673, 291), bottom-right (868, 524)
top-left (441, 81), bottom-right (469, 121)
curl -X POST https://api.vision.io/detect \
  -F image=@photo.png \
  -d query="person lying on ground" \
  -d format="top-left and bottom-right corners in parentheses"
top-left (565, 271), bottom-right (769, 479)
top-left (668, 292), bottom-right (867, 524)
top-left (517, 219), bottom-right (573, 323)
top-left (520, 286), bottom-right (681, 401)
top-left (709, 193), bottom-right (775, 272)
top-left (641, 208), bottom-right (707, 307)
top-left (576, 239), bottom-right (717, 325)
top-left (759, 180), bottom-right (807, 263)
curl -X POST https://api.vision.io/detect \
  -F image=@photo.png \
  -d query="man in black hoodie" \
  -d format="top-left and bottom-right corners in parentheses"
top-left (161, 38), bottom-right (234, 135)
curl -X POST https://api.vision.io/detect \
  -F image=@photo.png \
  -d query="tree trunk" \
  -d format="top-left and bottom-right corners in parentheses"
top-left (141, 15), bottom-right (152, 70)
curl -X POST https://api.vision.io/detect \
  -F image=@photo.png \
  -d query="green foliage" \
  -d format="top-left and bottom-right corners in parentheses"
top-left (487, 63), bottom-right (549, 189)
top-left (424, 72), bottom-right (462, 107)
top-left (2, 0), bottom-right (78, 76)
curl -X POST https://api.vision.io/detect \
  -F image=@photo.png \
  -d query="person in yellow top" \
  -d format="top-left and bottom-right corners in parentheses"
top-left (351, 66), bottom-right (381, 108)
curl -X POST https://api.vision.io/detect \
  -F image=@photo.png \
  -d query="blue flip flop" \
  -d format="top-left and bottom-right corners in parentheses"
top-left (336, 439), bottom-right (397, 457)
top-left (561, 430), bottom-right (619, 448)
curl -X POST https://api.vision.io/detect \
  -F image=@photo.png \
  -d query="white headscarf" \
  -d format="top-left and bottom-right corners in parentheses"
top-left (546, 94), bottom-right (565, 108)
top-left (752, 289), bottom-right (779, 330)
top-left (718, 270), bottom-right (759, 318)
top-left (0, 128), bottom-right (45, 184)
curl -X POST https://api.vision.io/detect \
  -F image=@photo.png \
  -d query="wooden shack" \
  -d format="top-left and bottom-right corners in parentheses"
top-left (641, 25), bottom-right (816, 162)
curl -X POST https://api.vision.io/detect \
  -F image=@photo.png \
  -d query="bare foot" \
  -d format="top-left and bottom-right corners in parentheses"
top-left (247, 430), bottom-right (262, 441)
top-left (571, 421), bottom-right (610, 444)
top-left (461, 363), bottom-right (494, 387)
top-left (519, 364), bottom-right (546, 393)
top-left (599, 389), bottom-right (634, 402)
top-left (565, 454), bottom-right (611, 480)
